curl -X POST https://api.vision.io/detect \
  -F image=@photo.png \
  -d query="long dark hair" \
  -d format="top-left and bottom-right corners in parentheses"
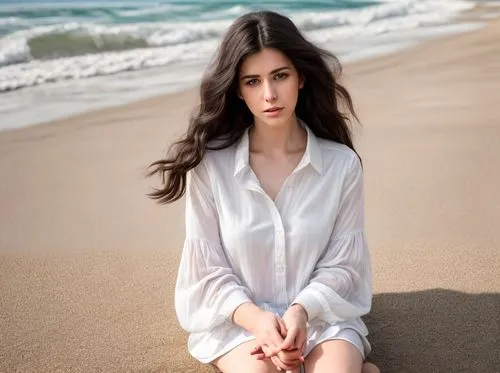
top-left (147, 10), bottom-right (359, 204)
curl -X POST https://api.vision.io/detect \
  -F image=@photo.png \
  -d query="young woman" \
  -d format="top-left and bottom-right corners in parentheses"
top-left (148, 10), bottom-right (379, 373)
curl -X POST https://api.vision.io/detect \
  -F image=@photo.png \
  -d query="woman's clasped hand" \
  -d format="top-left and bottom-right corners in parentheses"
top-left (249, 305), bottom-right (308, 371)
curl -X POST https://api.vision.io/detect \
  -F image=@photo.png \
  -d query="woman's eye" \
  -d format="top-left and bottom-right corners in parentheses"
top-left (246, 79), bottom-right (259, 86)
top-left (274, 72), bottom-right (288, 80)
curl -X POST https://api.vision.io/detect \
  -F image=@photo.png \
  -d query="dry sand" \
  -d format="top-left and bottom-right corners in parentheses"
top-left (1, 10), bottom-right (499, 373)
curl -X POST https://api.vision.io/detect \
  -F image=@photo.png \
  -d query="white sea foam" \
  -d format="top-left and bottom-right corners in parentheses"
top-left (201, 5), bottom-right (252, 19)
top-left (293, 0), bottom-right (474, 33)
top-left (0, 60), bottom-right (207, 131)
top-left (0, 39), bottom-right (218, 92)
top-left (0, 17), bottom-right (26, 27)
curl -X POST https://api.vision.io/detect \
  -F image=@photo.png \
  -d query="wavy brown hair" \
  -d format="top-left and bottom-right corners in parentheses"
top-left (146, 10), bottom-right (359, 204)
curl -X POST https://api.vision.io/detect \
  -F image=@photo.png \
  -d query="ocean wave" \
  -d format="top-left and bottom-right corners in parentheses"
top-left (0, 0), bottom-right (476, 92)
top-left (115, 4), bottom-right (195, 18)
top-left (1, 0), bottom-right (473, 65)
top-left (303, 0), bottom-right (474, 43)
top-left (0, 7), bottom-right (118, 21)
top-left (0, 16), bottom-right (26, 27)
top-left (0, 20), bottom-right (232, 66)
top-left (0, 3), bottom-right (201, 31)
top-left (0, 39), bottom-right (218, 92)
top-left (198, 5), bottom-right (253, 19)
top-left (293, 0), bottom-right (473, 31)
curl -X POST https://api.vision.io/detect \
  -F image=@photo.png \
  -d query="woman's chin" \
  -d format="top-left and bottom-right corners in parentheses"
top-left (255, 112), bottom-right (296, 128)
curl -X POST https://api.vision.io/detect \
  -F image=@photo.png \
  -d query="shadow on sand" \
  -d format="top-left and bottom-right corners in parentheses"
top-left (364, 289), bottom-right (499, 373)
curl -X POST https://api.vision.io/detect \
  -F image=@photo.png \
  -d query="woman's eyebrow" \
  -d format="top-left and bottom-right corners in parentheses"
top-left (240, 66), bottom-right (291, 80)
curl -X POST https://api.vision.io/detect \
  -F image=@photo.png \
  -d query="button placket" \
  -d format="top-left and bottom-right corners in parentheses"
top-left (246, 167), bottom-right (290, 307)
top-left (269, 205), bottom-right (287, 306)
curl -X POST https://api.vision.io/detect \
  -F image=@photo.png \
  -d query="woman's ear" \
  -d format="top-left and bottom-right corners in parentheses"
top-left (299, 75), bottom-right (305, 89)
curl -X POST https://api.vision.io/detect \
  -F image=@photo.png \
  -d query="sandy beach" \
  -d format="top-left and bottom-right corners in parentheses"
top-left (1, 6), bottom-right (499, 373)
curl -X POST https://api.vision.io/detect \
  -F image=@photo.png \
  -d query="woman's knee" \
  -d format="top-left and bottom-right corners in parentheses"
top-left (362, 362), bottom-right (380, 373)
top-left (304, 339), bottom-right (363, 373)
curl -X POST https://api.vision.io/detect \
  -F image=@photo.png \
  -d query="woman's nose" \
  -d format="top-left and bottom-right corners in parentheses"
top-left (264, 81), bottom-right (277, 102)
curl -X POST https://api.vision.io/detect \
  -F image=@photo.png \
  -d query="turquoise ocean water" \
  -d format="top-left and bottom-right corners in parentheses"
top-left (0, 0), bottom-right (497, 129)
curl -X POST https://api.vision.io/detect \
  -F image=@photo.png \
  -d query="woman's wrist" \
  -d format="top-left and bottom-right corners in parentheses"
top-left (232, 302), bottom-right (263, 332)
top-left (289, 303), bottom-right (308, 321)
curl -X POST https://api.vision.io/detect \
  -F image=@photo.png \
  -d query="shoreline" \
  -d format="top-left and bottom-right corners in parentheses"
top-left (1, 3), bottom-right (498, 134)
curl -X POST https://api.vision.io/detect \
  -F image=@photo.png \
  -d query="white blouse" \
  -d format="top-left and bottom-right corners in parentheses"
top-left (174, 123), bottom-right (373, 363)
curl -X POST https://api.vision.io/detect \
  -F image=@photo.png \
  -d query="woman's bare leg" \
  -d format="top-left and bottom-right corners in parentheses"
top-left (362, 362), bottom-right (380, 373)
top-left (304, 340), bottom-right (380, 373)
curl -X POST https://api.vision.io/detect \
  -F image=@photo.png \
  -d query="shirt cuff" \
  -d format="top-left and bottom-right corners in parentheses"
top-left (292, 288), bottom-right (323, 321)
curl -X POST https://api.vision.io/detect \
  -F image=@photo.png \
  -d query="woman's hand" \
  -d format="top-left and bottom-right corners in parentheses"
top-left (247, 309), bottom-right (288, 357)
top-left (280, 304), bottom-right (308, 354)
top-left (234, 303), bottom-right (286, 357)
top-left (250, 304), bottom-right (308, 371)
top-left (251, 344), bottom-right (303, 371)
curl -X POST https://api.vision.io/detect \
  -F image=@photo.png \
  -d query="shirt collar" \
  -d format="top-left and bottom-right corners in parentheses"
top-left (233, 119), bottom-right (323, 177)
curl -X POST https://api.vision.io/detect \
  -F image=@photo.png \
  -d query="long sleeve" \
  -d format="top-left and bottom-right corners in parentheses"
top-left (292, 155), bottom-right (372, 323)
top-left (174, 158), bottom-right (252, 333)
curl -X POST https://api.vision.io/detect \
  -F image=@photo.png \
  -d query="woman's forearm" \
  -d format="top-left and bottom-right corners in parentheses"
top-left (232, 302), bottom-right (263, 333)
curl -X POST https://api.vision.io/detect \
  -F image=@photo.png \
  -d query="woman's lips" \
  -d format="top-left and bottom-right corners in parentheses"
top-left (264, 107), bottom-right (282, 112)
top-left (263, 107), bottom-right (283, 116)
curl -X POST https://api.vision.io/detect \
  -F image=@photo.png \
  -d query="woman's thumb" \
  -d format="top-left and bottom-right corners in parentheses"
top-left (280, 329), bottom-right (296, 350)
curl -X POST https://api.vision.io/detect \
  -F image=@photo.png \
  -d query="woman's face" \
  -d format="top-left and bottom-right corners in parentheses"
top-left (238, 48), bottom-right (303, 128)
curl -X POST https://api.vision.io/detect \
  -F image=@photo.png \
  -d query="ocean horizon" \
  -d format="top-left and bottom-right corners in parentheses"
top-left (0, 0), bottom-right (498, 130)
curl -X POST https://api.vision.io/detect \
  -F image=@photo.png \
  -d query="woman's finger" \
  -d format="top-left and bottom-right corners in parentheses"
top-left (253, 352), bottom-right (267, 360)
top-left (280, 357), bottom-right (302, 367)
top-left (272, 353), bottom-right (298, 371)
top-left (278, 349), bottom-right (300, 361)
top-left (249, 345), bottom-right (263, 356)
top-left (299, 340), bottom-right (306, 361)
top-left (276, 315), bottom-right (288, 338)
top-left (280, 327), bottom-right (297, 351)
top-left (298, 331), bottom-right (307, 352)
top-left (269, 330), bottom-right (285, 354)
top-left (271, 356), bottom-right (283, 371)
top-left (277, 349), bottom-right (303, 367)
top-left (261, 344), bottom-right (278, 359)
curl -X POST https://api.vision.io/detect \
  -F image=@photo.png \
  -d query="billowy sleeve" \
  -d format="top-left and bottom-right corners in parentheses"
top-left (174, 158), bottom-right (252, 333)
top-left (292, 155), bottom-right (372, 323)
